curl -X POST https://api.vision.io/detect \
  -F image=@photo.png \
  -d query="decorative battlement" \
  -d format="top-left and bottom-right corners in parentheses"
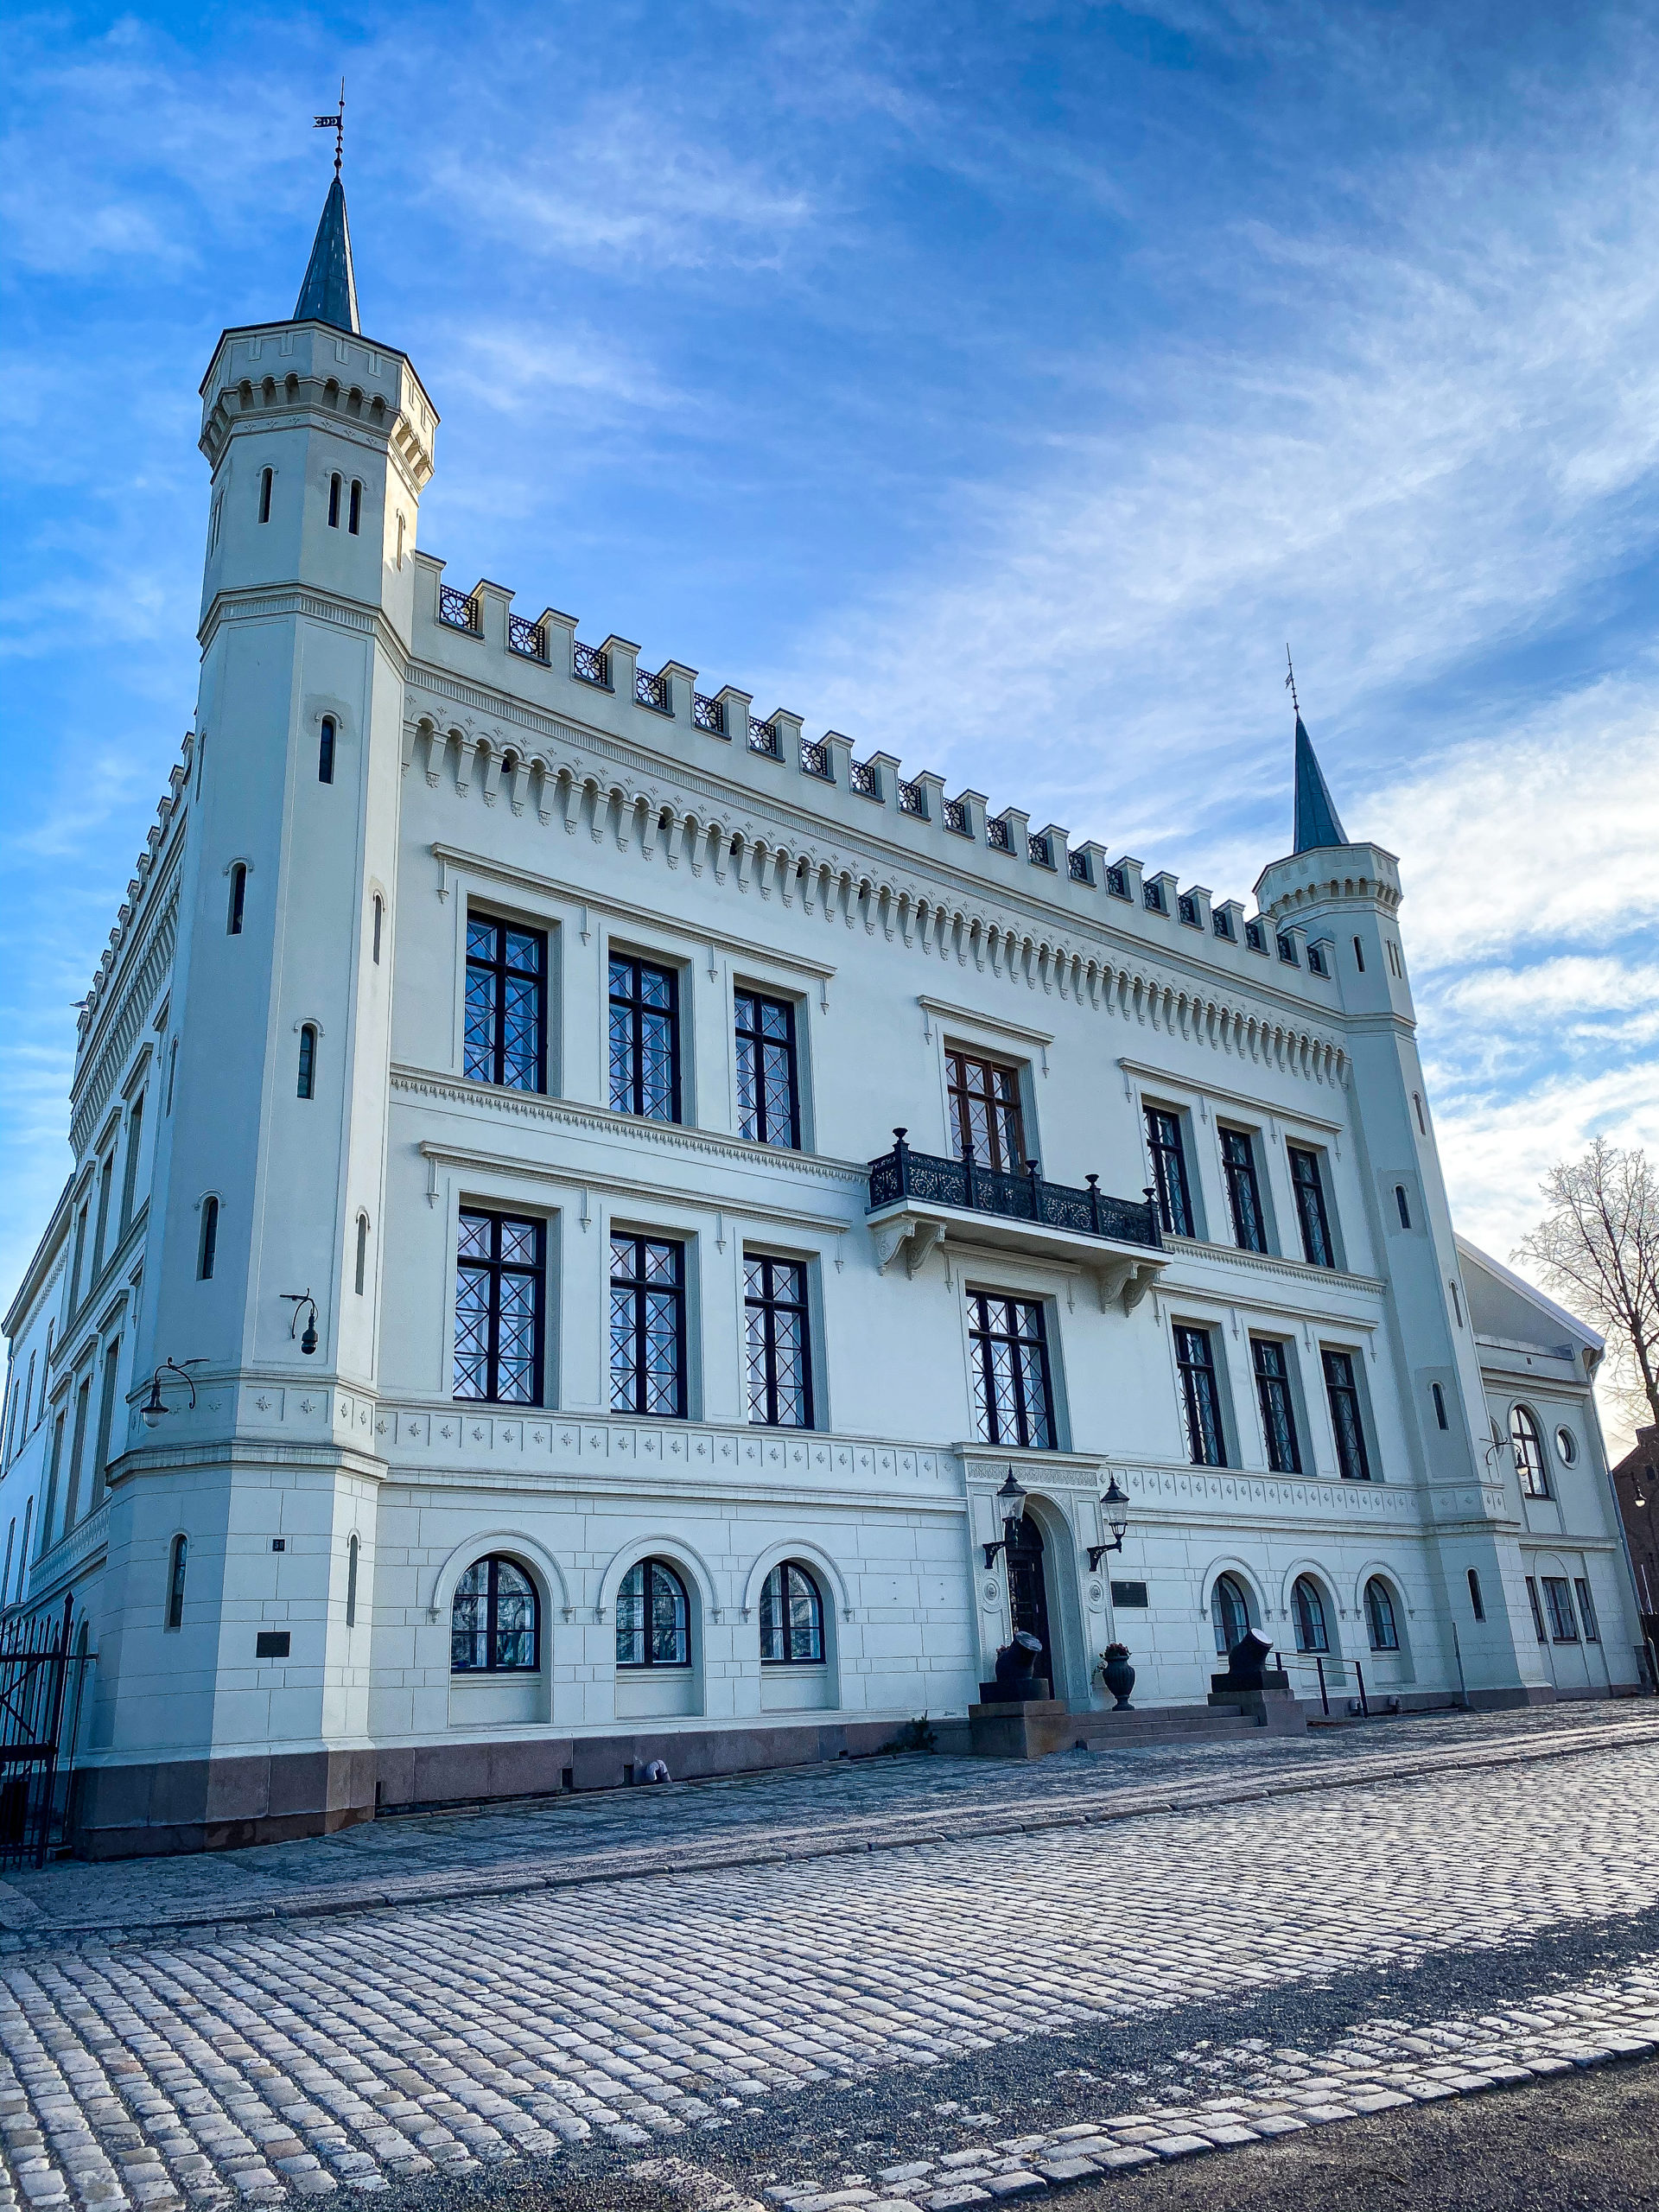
top-left (74, 732), bottom-right (194, 1058)
top-left (197, 321), bottom-right (437, 493)
top-left (413, 551), bottom-right (1331, 990)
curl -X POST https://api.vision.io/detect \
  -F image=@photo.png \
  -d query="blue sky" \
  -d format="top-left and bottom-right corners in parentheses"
top-left (3, 2), bottom-right (1656, 1436)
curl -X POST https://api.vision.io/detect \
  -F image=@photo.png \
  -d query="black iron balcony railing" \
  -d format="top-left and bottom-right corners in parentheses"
top-left (868, 1129), bottom-right (1162, 1251)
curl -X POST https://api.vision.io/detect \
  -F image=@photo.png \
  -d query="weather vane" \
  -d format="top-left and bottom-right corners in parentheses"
top-left (314, 78), bottom-right (345, 177)
top-left (1284, 643), bottom-right (1300, 717)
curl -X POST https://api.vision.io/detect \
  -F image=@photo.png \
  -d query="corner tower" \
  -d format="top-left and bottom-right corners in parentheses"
top-left (1255, 717), bottom-right (1547, 1702)
top-left (81, 172), bottom-right (438, 1853)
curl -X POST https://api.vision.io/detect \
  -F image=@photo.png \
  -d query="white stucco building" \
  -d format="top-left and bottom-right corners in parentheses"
top-left (1, 175), bottom-right (1645, 1858)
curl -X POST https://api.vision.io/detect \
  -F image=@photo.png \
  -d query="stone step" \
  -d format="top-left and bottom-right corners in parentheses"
top-left (1068, 1705), bottom-right (1259, 1750)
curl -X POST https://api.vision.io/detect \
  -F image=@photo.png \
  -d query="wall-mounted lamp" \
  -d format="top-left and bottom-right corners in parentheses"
top-left (282, 1290), bottom-right (320, 1357)
top-left (980, 1470), bottom-right (1028, 1569)
top-left (140, 1357), bottom-right (205, 1428)
top-left (1086, 1476), bottom-right (1131, 1572)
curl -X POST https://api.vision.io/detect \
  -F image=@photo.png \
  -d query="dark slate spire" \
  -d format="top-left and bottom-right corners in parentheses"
top-left (293, 175), bottom-right (359, 334)
top-left (1293, 715), bottom-right (1349, 853)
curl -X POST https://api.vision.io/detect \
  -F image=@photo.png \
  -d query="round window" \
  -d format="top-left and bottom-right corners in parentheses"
top-left (1555, 1427), bottom-right (1577, 1466)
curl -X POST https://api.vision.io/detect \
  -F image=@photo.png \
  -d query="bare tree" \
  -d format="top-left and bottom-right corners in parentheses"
top-left (1514, 1140), bottom-right (1659, 1433)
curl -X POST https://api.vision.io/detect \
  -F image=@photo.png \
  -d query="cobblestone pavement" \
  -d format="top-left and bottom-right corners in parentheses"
top-left (1, 1719), bottom-right (1657, 2212)
top-left (3, 1701), bottom-right (1656, 1950)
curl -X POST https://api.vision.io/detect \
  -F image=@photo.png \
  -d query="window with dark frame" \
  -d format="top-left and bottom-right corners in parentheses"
top-left (1252, 1338), bottom-right (1301, 1473)
top-left (1174, 1325), bottom-right (1227, 1466)
top-left (1146, 1108), bottom-right (1194, 1237)
top-left (297, 1024), bottom-right (317, 1099)
top-left (948, 1051), bottom-right (1026, 1172)
top-left (967, 1293), bottom-right (1053, 1450)
top-left (319, 716), bottom-right (335, 784)
top-left (1287, 1145), bottom-right (1334, 1268)
top-left (258, 467), bottom-right (272, 524)
top-left (735, 992), bottom-right (800, 1148)
top-left (1541, 1575), bottom-right (1579, 1642)
top-left (1395, 1183), bottom-right (1412, 1229)
top-left (615, 1557), bottom-right (690, 1666)
top-left (608, 955), bottom-right (679, 1122)
top-left (1221, 1128), bottom-right (1268, 1252)
top-left (450, 1554), bottom-right (539, 1672)
top-left (198, 1197), bottom-right (219, 1281)
top-left (1433, 1381), bottom-right (1448, 1429)
top-left (328, 473), bottom-right (341, 527)
top-left (609, 1235), bottom-right (686, 1418)
top-left (453, 1210), bottom-right (543, 1406)
top-left (1211, 1573), bottom-right (1250, 1654)
top-left (1365, 1577), bottom-right (1400, 1650)
top-left (1293, 1574), bottom-right (1330, 1652)
top-left (372, 895), bottom-right (384, 963)
top-left (228, 863), bottom-right (246, 936)
top-left (1573, 1577), bottom-right (1600, 1642)
top-left (745, 1255), bottom-right (810, 1428)
top-left (166, 1534), bottom-right (188, 1629)
top-left (346, 1534), bottom-right (359, 1628)
top-left (348, 479), bottom-right (361, 534)
top-left (1467, 1566), bottom-right (1486, 1620)
top-left (1525, 1574), bottom-right (1547, 1640)
top-left (465, 915), bottom-right (547, 1092)
top-left (1510, 1405), bottom-right (1549, 1497)
top-left (1323, 1347), bottom-right (1371, 1480)
top-left (354, 1215), bottom-right (368, 1295)
top-left (760, 1561), bottom-right (824, 1664)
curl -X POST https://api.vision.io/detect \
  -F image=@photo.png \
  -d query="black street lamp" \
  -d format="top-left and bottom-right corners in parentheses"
top-left (283, 1290), bottom-right (321, 1356)
top-left (1087, 1475), bottom-right (1130, 1572)
top-left (981, 1470), bottom-right (1028, 1569)
top-left (140, 1357), bottom-right (204, 1428)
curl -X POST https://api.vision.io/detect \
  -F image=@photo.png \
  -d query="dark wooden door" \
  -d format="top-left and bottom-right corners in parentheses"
top-left (1006, 1514), bottom-right (1052, 1691)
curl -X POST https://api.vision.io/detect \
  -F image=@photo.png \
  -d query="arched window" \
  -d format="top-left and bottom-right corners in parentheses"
top-left (1510, 1405), bottom-right (1549, 1497)
top-left (372, 895), bottom-right (384, 963)
top-left (166, 1535), bottom-right (188, 1629)
top-left (1210, 1573), bottom-right (1252, 1655)
top-left (1432, 1381), bottom-right (1447, 1430)
top-left (328, 474), bottom-right (341, 528)
top-left (348, 480), bottom-right (362, 534)
top-left (297, 1025), bottom-right (317, 1099)
top-left (227, 862), bottom-right (246, 935)
top-left (319, 716), bottom-right (335, 784)
top-left (1413, 1094), bottom-right (1428, 1136)
top-left (1364, 1577), bottom-right (1400, 1651)
top-left (1395, 1184), bottom-right (1412, 1230)
top-left (258, 467), bottom-right (272, 524)
top-left (346, 1534), bottom-right (359, 1628)
top-left (760, 1562), bottom-right (824, 1664)
top-left (354, 1214), bottom-right (368, 1295)
top-left (1555, 1427), bottom-right (1577, 1466)
top-left (616, 1558), bottom-right (690, 1668)
top-left (198, 1197), bottom-right (219, 1281)
top-left (1292, 1574), bottom-right (1330, 1653)
top-left (450, 1555), bottom-right (539, 1673)
top-left (1467, 1567), bottom-right (1485, 1621)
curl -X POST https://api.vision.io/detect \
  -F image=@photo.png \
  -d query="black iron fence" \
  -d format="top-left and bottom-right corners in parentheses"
top-left (0, 1597), bottom-right (93, 1870)
top-left (867, 1130), bottom-right (1162, 1251)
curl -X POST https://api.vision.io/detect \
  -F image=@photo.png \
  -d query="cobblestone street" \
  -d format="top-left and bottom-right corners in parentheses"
top-left (3, 1707), bottom-right (1658, 2212)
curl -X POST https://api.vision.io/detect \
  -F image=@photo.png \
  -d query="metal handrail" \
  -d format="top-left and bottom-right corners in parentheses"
top-left (867, 1130), bottom-right (1161, 1250)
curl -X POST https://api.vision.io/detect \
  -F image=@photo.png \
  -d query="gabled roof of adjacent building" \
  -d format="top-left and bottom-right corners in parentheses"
top-left (1456, 1235), bottom-right (1605, 1368)
top-left (292, 175), bottom-right (359, 334)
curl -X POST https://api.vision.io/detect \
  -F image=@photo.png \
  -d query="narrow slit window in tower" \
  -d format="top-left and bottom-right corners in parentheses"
top-left (297, 1025), bottom-right (317, 1100)
top-left (258, 467), bottom-right (272, 524)
top-left (228, 863), bottom-right (246, 935)
top-left (319, 715), bottom-right (335, 784)
top-left (198, 1198), bottom-right (219, 1281)
top-left (349, 480), bottom-right (361, 534)
top-left (328, 474), bottom-right (341, 527)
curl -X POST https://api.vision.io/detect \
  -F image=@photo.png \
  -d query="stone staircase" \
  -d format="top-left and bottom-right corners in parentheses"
top-left (1068, 1701), bottom-right (1262, 1751)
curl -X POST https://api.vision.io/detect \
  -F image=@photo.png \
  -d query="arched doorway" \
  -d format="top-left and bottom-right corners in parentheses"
top-left (1006, 1513), bottom-right (1054, 1694)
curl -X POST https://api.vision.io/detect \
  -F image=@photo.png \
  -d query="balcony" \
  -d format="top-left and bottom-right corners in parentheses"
top-left (866, 1131), bottom-right (1166, 1310)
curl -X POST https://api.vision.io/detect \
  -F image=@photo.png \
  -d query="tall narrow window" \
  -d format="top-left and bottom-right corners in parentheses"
top-left (453, 1211), bottom-right (543, 1405)
top-left (120, 1096), bottom-right (144, 1232)
top-left (1211, 1573), bottom-right (1251, 1654)
top-left (348, 480), bottom-right (361, 534)
top-left (615, 1559), bottom-right (690, 1668)
top-left (228, 863), bottom-right (247, 935)
top-left (465, 916), bottom-right (547, 1091)
top-left (397, 512), bottom-right (405, 567)
top-left (760, 1562), bottom-right (824, 1663)
top-left (166, 1534), bottom-right (188, 1629)
top-left (69, 1206), bottom-right (87, 1312)
top-left (319, 716), bottom-right (335, 783)
top-left (90, 1336), bottom-right (120, 1512)
top-left (1525, 1575), bottom-right (1547, 1640)
top-left (346, 1534), bottom-right (359, 1628)
top-left (1432, 1381), bottom-right (1448, 1429)
top-left (93, 1153), bottom-right (114, 1276)
top-left (258, 467), bottom-right (272, 524)
top-left (1541, 1576), bottom-right (1578, 1642)
top-left (735, 992), bottom-right (800, 1149)
top-left (1449, 1279), bottom-right (1464, 1327)
top-left (1292, 1575), bottom-right (1330, 1652)
top-left (745, 1255), bottom-right (810, 1427)
top-left (1395, 1184), bottom-right (1412, 1230)
top-left (1323, 1348), bottom-right (1371, 1480)
top-left (1510, 1405), bottom-right (1548, 1497)
top-left (297, 1025), bottom-right (317, 1099)
top-left (1146, 1109), bottom-right (1194, 1238)
top-left (1252, 1339), bottom-right (1301, 1473)
top-left (354, 1214), bottom-right (368, 1295)
top-left (966, 1294), bottom-right (1053, 1449)
top-left (1174, 1325), bottom-right (1227, 1466)
top-left (608, 956), bottom-right (679, 1122)
top-left (949, 1052), bottom-right (1025, 1172)
top-left (1221, 1128), bottom-right (1268, 1252)
top-left (451, 1555), bottom-right (539, 1671)
top-left (328, 473), bottom-right (341, 527)
top-left (198, 1197), bottom-right (219, 1281)
top-left (61, 1378), bottom-right (91, 1535)
top-left (1467, 1566), bottom-right (1485, 1621)
top-left (1352, 936), bottom-right (1365, 972)
top-left (609, 1235), bottom-right (686, 1417)
top-left (1365, 1577), bottom-right (1400, 1650)
top-left (1287, 1145), bottom-right (1334, 1268)
top-left (166, 1039), bottom-right (178, 1114)
top-left (1414, 1093), bottom-right (1428, 1136)
top-left (1574, 1577), bottom-right (1600, 1642)
top-left (40, 1421), bottom-right (63, 1556)
top-left (372, 895), bottom-right (383, 964)
top-left (2, 1520), bottom-right (13, 1610)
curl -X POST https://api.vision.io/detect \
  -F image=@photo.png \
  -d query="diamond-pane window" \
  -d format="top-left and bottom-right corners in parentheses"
top-left (609, 956), bottom-right (680, 1122)
top-left (735, 991), bottom-right (800, 1148)
top-left (450, 1555), bottom-right (540, 1673)
top-left (967, 1294), bottom-right (1052, 1449)
top-left (454, 1211), bottom-right (543, 1405)
top-left (1288, 1146), bottom-right (1335, 1268)
top-left (745, 1255), bottom-right (811, 1427)
top-left (1322, 1347), bottom-right (1371, 1480)
top-left (1251, 1338), bottom-right (1300, 1473)
top-left (610, 1235), bottom-right (687, 1417)
top-left (465, 915), bottom-right (545, 1091)
top-left (1174, 1325), bottom-right (1227, 1466)
top-left (948, 1052), bottom-right (1025, 1172)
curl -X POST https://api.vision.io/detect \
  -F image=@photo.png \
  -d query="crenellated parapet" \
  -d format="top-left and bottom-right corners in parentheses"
top-left (197, 321), bottom-right (437, 494)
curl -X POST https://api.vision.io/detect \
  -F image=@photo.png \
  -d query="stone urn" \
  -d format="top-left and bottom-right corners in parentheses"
top-left (1101, 1643), bottom-right (1135, 1710)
